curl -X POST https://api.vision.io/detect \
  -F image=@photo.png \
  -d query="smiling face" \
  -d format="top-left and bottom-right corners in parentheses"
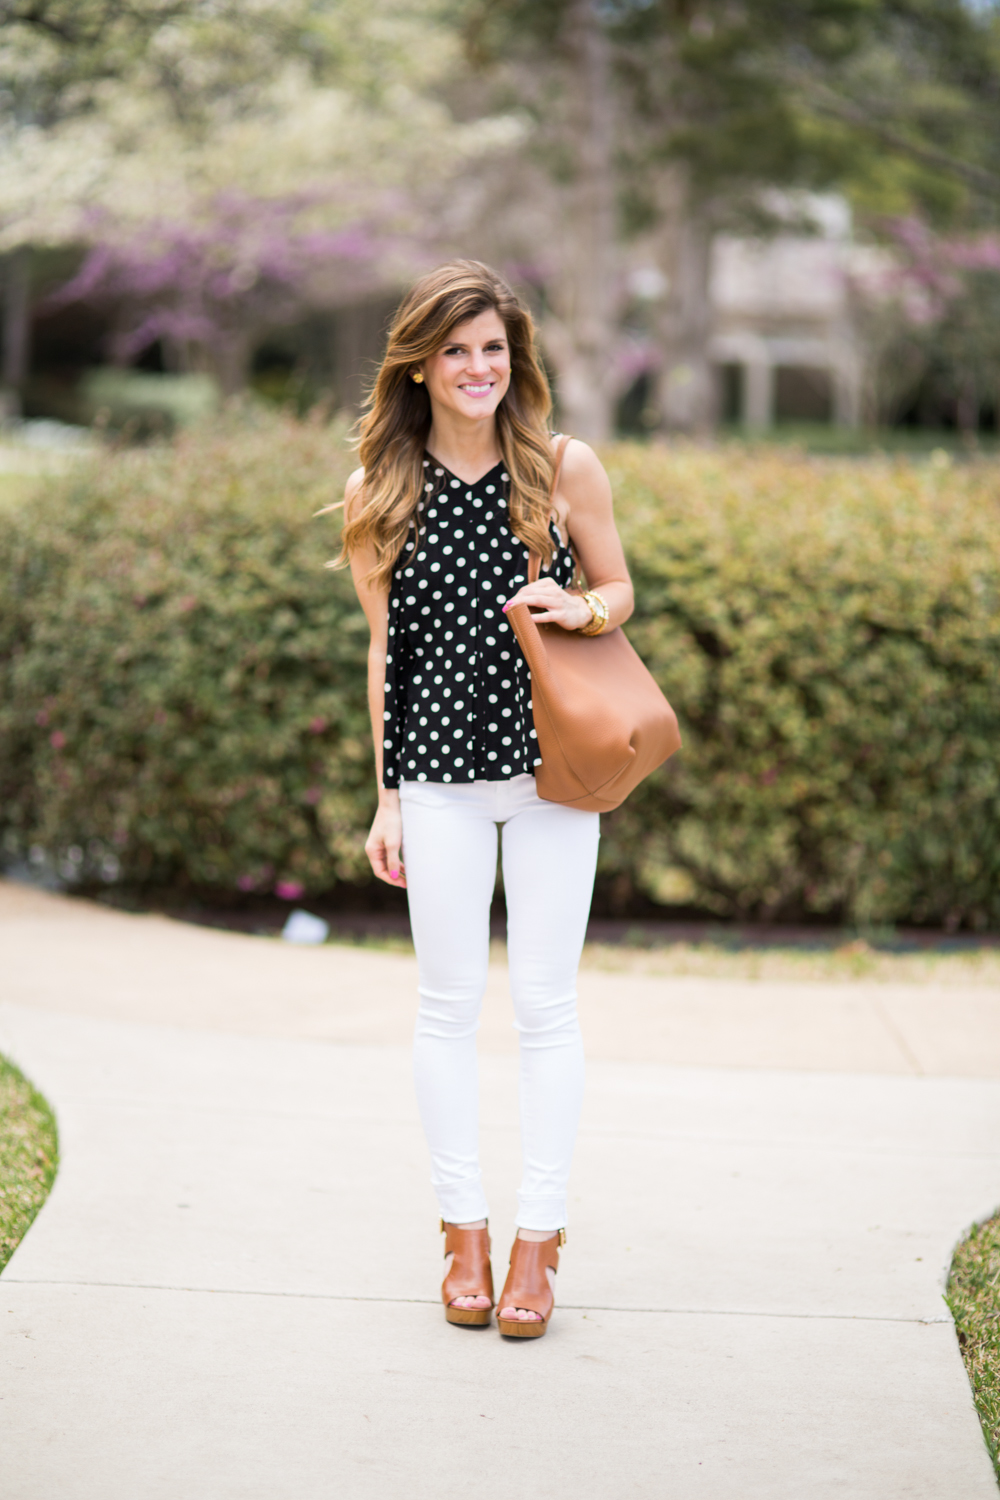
top-left (416, 308), bottom-right (511, 424)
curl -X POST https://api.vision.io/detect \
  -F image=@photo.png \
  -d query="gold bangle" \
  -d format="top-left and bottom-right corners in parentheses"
top-left (579, 590), bottom-right (609, 636)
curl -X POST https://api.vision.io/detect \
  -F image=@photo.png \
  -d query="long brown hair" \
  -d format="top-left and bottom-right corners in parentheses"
top-left (335, 260), bottom-right (556, 588)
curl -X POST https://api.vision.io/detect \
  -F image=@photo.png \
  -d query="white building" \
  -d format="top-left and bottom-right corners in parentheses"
top-left (709, 197), bottom-right (875, 428)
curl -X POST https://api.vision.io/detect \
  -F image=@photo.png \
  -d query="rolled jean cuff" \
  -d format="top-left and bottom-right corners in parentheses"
top-left (434, 1173), bottom-right (489, 1226)
top-left (515, 1192), bottom-right (567, 1232)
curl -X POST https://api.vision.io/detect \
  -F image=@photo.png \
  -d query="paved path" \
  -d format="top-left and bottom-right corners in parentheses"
top-left (1, 880), bottom-right (999, 1497)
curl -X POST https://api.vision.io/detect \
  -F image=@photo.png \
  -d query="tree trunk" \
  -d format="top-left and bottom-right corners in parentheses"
top-left (209, 329), bottom-right (253, 398)
top-left (335, 299), bottom-right (389, 415)
top-left (956, 377), bottom-right (979, 444)
top-left (1, 246), bottom-right (32, 420)
top-left (656, 202), bottom-right (717, 437)
top-left (541, 0), bottom-right (618, 443)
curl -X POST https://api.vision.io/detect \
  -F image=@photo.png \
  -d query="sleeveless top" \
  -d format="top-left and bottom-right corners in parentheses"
top-left (381, 454), bottom-right (575, 787)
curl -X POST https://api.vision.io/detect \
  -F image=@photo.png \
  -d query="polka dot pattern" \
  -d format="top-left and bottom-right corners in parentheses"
top-left (382, 456), bottom-right (574, 787)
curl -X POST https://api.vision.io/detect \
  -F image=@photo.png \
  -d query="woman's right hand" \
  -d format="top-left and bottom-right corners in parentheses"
top-left (365, 792), bottom-right (406, 888)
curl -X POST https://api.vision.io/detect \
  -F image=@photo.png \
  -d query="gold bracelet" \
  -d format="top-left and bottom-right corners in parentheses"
top-left (579, 590), bottom-right (609, 636)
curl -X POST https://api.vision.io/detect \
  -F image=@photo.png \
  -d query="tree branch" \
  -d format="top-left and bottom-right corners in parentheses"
top-left (794, 78), bottom-right (1000, 198)
top-left (0, 0), bottom-right (192, 50)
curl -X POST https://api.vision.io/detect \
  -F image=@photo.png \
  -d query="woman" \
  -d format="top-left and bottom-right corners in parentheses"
top-left (340, 260), bottom-right (633, 1338)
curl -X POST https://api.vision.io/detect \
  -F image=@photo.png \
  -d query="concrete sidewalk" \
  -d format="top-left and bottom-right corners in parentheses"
top-left (1, 881), bottom-right (999, 1497)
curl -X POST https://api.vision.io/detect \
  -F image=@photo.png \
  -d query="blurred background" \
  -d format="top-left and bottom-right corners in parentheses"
top-left (3, 0), bottom-right (1000, 446)
top-left (2, 0), bottom-right (1000, 938)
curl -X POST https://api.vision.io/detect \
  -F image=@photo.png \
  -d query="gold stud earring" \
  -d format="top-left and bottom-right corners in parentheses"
top-left (411, 372), bottom-right (424, 384)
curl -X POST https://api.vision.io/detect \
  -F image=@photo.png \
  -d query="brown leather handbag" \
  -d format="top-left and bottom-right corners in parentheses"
top-left (506, 437), bottom-right (682, 813)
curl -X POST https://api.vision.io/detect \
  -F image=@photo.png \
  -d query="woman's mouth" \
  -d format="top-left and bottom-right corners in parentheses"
top-left (460, 382), bottom-right (495, 399)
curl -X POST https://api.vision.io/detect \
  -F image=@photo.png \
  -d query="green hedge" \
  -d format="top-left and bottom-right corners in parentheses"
top-left (607, 444), bottom-right (1000, 927)
top-left (0, 410), bottom-right (369, 897)
top-left (1, 412), bottom-right (999, 926)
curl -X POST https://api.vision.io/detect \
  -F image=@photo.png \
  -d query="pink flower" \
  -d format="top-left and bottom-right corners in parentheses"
top-left (36, 709), bottom-right (49, 727)
top-left (304, 786), bottom-right (321, 805)
top-left (275, 880), bottom-right (305, 900)
top-left (50, 731), bottom-right (66, 750)
top-left (309, 717), bottom-right (327, 734)
top-left (237, 875), bottom-right (257, 892)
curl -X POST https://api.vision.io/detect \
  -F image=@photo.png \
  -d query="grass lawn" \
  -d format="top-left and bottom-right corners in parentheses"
top-left (0, 1054), bottom-right (58, 1273)
top-left (717, 421), bottom-right (1000, 458)
top-left (948, 1215), bottom-right (1000, 1480)
top-left (575, 937), bottom-right (1000, 986)
top-left (293, 930), bottom-right (1000, 985)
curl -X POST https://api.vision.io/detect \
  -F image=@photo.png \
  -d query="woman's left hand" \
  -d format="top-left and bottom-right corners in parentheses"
top-left (502, 577), bottom-right (591, 632)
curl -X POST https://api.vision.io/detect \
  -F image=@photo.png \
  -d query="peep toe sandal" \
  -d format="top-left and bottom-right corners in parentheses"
top-left (441, 1219), bottom-right (494, 1326)
top-left (497, 1229), bottom-right (565, 1339)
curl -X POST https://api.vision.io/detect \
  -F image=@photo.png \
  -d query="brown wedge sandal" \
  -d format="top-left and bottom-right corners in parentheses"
top-left (441, 1219), bottom-right (495, 1326)
top-left (496, 1230), bottom-right (565, 1339)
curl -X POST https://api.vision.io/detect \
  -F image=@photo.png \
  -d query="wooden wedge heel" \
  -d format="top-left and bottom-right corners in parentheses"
top-left (496, 1230), bottom-right (564, 1338)
top-left (441, 1220), bottom-right (494, 1326)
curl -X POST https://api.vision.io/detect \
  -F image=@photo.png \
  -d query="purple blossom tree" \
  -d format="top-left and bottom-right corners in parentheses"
top-left (51, 191), bottom-right (397, 394)
top-left (855, 219), bottom-right (1000, 433)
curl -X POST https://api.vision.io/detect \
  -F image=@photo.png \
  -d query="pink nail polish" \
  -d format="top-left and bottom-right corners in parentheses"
top-left (502, 604), bottom-right (509, 613)
top-left (390, 869), bottom-right (399, 879)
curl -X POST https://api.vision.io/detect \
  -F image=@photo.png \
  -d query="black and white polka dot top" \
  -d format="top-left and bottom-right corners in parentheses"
top-left (381, 454), bottom-right (575, 787)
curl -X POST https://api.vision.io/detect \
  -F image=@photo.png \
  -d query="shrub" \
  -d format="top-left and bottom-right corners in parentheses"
top-left (602, 444), bottom-right (1000, 927)
top-left (79, 370), bottom-right (221, 436)
top-left (1, 415), bottom-right (998, 927)
top-left (0, 408), bottom-right (369, 897)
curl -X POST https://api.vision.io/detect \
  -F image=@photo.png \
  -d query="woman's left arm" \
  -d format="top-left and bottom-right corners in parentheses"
top-left (502, 439), bottom-right (633, 631)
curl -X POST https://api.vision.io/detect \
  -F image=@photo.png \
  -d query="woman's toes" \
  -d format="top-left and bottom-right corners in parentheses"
top-left (499, 1305), bottom-right (540, 1321)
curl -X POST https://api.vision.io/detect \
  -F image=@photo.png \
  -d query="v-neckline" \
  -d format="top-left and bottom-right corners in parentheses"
top-left (425, 452), bottom-right (505, 490)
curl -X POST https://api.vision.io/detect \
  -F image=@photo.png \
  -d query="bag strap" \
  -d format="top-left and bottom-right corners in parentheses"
top-left (527, 434), bottom-right (572, 585)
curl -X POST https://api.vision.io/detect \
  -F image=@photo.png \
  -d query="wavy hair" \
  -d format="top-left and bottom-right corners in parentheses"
top-left (333, 260), bottom-right (556, 589)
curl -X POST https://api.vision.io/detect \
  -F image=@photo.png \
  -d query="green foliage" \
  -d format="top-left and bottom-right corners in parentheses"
top-left (868, 247), bottom-right (1000, 432)
top-left (464, 0), bottom-right (1000, 226)
top-left (1, 415), bottom-right (999, 926)
top-left (80, 370), bottom-right (221, 436)
top-left (0, 1052), bottom-right (58, 1274)
top-left (600, 443), bottom-right (1000, 926)
top-left (0, 0), bottom-right (321, 128)
top-left (0, 408), bottom-right (371, 896)
top-left (947, 1212), bottom-right (1000, 1479)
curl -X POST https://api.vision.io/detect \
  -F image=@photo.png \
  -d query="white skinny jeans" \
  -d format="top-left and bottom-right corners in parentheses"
top-left (400, 774), bottom-right (600, 1231)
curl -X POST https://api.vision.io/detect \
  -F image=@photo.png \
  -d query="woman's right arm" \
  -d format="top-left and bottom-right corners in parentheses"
top-left (344, 469), bottom-right (406, 889)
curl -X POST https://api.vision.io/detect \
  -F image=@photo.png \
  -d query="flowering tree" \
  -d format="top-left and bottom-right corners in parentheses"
top-left (457, 0), bottom-right (1000, 439)
top-left (856, 219), bottom-right (1000, 432)
top-left (1, 0), bottom-right (524, 403)
top-left (49, 194), bottom-right (401, 393)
